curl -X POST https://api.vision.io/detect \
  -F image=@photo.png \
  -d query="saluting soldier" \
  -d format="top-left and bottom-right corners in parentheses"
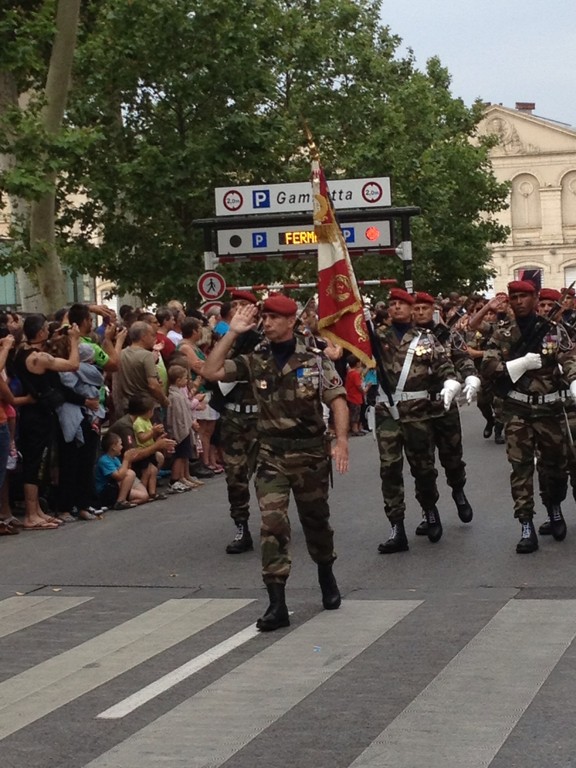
top-left (468, 293), bottom-right (511, 444)
top-left (202, 294), bottom-right (349, 631)
top-left (372, 288), bottom-right (460, 554)
top-left (218, 290), bottom-right (261, 554)
top-left (482, 280), bottom-right (576, 553)
top-left (411, 292), bottom-right (478, 532)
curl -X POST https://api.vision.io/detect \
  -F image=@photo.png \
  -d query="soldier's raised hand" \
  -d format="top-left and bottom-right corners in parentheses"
top-left (229, 303), bottom-right (258, 334)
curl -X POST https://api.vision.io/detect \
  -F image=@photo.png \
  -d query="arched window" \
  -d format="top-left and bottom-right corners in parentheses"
top-left (561, 171), bottom-right (576, 227)
top-left (514, 267), bottom-right (542, 291)
top-left (511, 174), bottom-right (541, 230)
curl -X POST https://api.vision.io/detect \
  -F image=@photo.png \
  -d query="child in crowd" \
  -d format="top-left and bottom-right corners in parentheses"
top-left (132, 401), bottom-right (166, 499)
top-left (166, 364), bottom-right (203, 491)
top-left (94, 431), bottom-right (148, 509)
top-left (345, 355), bottom-right (366, 436)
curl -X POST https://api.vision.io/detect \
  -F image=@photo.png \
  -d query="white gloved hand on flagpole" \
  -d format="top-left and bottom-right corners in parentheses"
top-left (462, 375), bottom-right (481, 405)
top-left (440, 379), bottom-right (461, 410)
top-left (570, 381), bottom-right (576, 404)
top-left (363, 307), bottom-right (371, 323)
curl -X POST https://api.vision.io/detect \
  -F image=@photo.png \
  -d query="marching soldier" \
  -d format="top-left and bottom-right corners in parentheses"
top-left (411, 292), bottom-right (477, 531)
top-left (219, 290), bottom-right (261, 554)
top-left (482, 280), bottom-right (576, 553)
top-left (468, 294), bottom-right (511, 444)
top-left (535, 288), bottom-right (576, 538)
top-left (203, 294), bottom-right (349, 631)
top-left (372, 288), bottom-right (460, 554)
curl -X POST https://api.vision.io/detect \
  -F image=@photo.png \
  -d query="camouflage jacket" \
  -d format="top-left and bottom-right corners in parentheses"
top-left (375, 324), bottom-right (457, 422)
top-left (482, 317), bottom-right (576, 406)
top-left (222, 335), bottom-right (345, 442)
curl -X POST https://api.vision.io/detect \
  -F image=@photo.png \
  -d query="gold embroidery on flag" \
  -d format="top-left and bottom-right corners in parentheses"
top-left (327, 274), bottom-right (352, 303)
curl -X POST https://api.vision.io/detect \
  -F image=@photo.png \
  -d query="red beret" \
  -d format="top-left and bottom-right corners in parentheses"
top-left (389, 288), bottom-right (415, 305)
top-left (230, 289), bottom-right (258, 305)
top-left (539, 288), bottom-right (561, 302)
top-left (262, 293), bottom-right (298, 316)
top-left (413, 292), bottom-right (435, 305)
top-left (507, 280), bottom-right (536, 294)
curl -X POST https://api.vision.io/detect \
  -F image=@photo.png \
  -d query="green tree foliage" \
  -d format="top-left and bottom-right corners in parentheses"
top-left (1, 0), bottom-right (508, 305)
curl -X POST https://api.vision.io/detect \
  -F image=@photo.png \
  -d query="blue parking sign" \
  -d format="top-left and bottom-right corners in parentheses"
top-left (252, 189), bottom-right (270, 209)
top-left (342, 227), bottom-right (355, 243)
top-left (252, 232), bottom-right (268, 248)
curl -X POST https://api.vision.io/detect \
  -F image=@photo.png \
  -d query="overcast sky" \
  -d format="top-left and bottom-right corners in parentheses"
top-left (381, 0), bottom-right (576, 127)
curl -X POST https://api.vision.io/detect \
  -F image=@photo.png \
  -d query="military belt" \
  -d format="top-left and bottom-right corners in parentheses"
top-left (377, 390), bottom-right (429, 404)
top-left (260, 435), bottom-right (325, 451)
top-left (224, 403), bottom-right (259, 414)
top-left (507, 390), bottom-right (561, 405)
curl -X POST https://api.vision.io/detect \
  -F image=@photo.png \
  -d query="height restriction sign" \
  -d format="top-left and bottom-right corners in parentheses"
top-left (197, 271), bottom-right (226, 300)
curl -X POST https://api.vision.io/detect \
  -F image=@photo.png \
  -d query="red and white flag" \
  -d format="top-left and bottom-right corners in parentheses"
top-left (312, 160), bottom-right (374, 367)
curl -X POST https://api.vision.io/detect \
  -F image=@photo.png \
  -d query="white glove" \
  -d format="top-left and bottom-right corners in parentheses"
top-left (462, 375), bottom-right (481, 405)
top-left (570, 381), bottom-right (576, 403)
top-left (440, 379), bottom-right (461, 410)
top-left (363, 307), bottom-right (371, 323)
top-left (505, 353), bottom-right (542, 383)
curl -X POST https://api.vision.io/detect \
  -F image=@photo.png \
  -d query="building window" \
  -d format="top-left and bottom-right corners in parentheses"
top-left (561, 171), bottom-right (576, 227)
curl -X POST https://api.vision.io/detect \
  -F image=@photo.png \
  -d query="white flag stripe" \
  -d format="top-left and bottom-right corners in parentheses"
top-left (348, 599), bottom-right (576, 768)
top-left (0, 598), bottom-right (253, 741)
top-left (0, 596), bottom-right (92, 639)
top-left (97, 623), bottom-right (260, 719)
top-left (84, 599), bottom-right (421, 768)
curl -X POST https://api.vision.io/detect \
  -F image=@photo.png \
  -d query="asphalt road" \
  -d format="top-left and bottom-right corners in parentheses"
top-left (2, 405), bottom-right (576, 768)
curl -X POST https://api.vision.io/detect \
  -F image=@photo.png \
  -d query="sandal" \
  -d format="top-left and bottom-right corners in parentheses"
top-left (0, 521), bottom-right (19, 536)
top-left (149, 492), bottom-right (168, 502)
top-left (113, 500), bottom-right (137, 510)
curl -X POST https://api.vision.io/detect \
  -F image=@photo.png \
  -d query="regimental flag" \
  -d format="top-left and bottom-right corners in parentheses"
top-left (312, 160), bottom-right (374, 367)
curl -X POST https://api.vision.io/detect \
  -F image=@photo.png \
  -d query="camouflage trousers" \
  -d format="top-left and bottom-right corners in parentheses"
top-left (502, 403), bottom-right (568, 520)
top-left (255, 444), bottom-right (335, 584)
top-left (220, 412), bottom-right (258, 524)
top-left (375, 409), bottom-right (439, 523)
top-left (537, 404), bottom-right (576, 506)
top-left (476, 383), bottom-right (495, 424)
top-left (430, 405), bottom-right (466, 489)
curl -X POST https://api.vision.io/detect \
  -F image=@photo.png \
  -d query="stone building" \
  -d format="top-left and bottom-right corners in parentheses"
top-left (478, 102), bottom-right (576, 292)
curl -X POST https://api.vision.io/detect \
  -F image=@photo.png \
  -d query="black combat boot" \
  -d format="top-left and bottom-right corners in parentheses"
top-left (494, 422), bottom-right (505, 445)
top-left (415, 514), bottom-right (428, 536)
top-left (516, 520), bottom-right (538, 554)
top-left (317, 563), bottom-right (341, 610)
top-left (483, 419), bottom-right (494, 439)
top-left (256, 582), bottom-right (290, 632)
top-left (225, 523), bottom-right (253, 554)
top-left (547, 504), bottom-right (567, 541)
top-left (452, 487), bottom-right (473, 523)
top-left (538, 518), bottom-right (552, 535)
top-left (378, 521), bottom-right (409, 554)
top-left (424, 507), bottom-right (443, 543)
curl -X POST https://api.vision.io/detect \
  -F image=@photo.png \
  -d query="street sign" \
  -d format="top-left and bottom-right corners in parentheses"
top-left (197, 271), bottom-right (226, 300)
top-left (200, 300), bottom-right (223, 314)
top-left (216, 221), bottom-right (392, 256)
top-left (215, 178), bottom-right (391, 216)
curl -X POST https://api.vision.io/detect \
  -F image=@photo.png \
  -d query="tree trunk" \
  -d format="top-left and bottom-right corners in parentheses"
top-left (26, 0), bottom-right (81, 314)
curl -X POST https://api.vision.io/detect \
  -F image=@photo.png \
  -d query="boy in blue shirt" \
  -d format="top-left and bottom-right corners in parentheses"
top-left (95, 432), bottom-right (148, 509)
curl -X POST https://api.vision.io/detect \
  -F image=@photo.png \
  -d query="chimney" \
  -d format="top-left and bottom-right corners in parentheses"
top-left (515, 102), bottom-right (535, 114)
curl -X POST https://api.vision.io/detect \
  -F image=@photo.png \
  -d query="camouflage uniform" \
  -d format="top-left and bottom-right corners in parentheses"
top-left (374, 325), bottom-right (457, 523)
top-left (219, 331), bottom-right (261, 527)
top-left (482, 320), bottom-right (576, 521)
top-left (222, 336), bottom-right (345, 584)
top-left (425, 323), bottom-right (475, 492)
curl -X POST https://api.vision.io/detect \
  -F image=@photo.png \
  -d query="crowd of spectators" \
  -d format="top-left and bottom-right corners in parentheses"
top-left (0, 300), bottom-right (227, 535)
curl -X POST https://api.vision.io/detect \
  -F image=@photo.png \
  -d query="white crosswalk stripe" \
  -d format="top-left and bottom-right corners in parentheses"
top-left (0, 597), bottom-right (252, 741)
top-left (1, 595), bottom-right (576, 768)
